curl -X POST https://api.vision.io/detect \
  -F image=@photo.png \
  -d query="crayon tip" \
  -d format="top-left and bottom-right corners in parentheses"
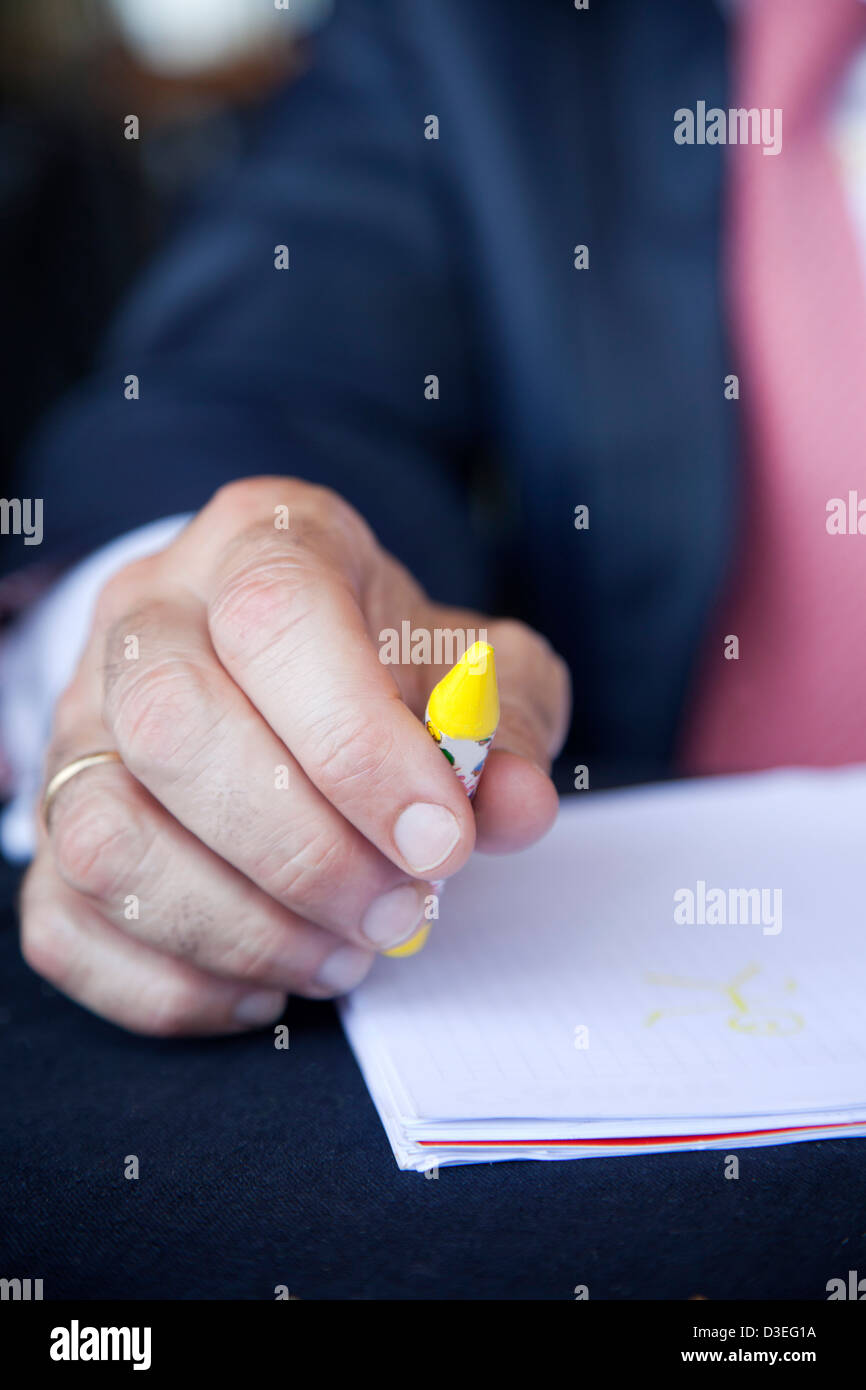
top-left (427, 642), bottom-right (499, 741)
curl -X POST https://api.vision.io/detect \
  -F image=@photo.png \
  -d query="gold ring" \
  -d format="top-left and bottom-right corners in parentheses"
top-left (41, 751), bottom-right (123, 830)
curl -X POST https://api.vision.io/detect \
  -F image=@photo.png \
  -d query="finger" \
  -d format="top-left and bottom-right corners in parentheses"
top-left (487, 619), bottom-right (572, 766)
top-left (90, 593), bottom-right (433, 952)
top-left (470, 620), bottom-right (571, 851)
top-left (188, 488), bottom-right (477, 879)
top-left (471, 751), bottom-right (560, 853)
top-left (20, 855), bottom-right (289, 1037)
top-left (43, 749), bottom-right (377, 996)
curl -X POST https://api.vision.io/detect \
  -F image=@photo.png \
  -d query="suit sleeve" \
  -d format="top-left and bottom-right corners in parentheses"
top-left (7, 0), bottom-right (492, 608)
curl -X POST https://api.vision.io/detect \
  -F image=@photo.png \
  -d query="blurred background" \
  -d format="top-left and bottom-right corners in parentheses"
top-left (0, 0), bottom-right (329, 481)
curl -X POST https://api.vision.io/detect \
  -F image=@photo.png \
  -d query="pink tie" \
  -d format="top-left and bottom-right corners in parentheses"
top-left (679, 0), bottom-right (866, 774)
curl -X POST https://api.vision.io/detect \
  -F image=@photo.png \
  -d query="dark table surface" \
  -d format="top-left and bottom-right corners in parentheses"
top-left (1, 857), bottom-right (863, 1301)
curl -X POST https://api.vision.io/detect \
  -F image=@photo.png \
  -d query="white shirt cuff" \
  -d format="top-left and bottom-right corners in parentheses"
top-left (0, 514), bottom-right (193, 862)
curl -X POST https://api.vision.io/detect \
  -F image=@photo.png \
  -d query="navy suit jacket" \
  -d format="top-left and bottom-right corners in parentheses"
top-left (9, 0), bottom-right (734, 786)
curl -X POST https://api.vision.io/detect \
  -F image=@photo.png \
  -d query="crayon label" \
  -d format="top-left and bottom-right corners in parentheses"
top-left (425, 708), bottom-right (494, 799)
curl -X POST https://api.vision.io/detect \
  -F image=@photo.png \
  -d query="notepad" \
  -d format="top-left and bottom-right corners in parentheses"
top-left (340, 768), bottom-right (866, 1170)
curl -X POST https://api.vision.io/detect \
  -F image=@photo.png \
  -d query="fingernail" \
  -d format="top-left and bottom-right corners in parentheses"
top-left (234, 989), bottom-right (286, 1026)
top-left (384, 923), bottom-right (432, 958)
top-left (314, 945), bottom-right (374, 995)
top-left (393, 802), bottom-right (460, 873)
top-left (361, 883), bottom-right (426, 949)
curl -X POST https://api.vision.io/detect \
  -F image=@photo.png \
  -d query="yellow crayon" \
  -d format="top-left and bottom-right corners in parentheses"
top-left (386, 642), bottom-right (499, 957)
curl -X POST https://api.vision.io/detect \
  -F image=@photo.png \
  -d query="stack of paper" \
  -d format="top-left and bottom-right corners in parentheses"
top-left (340, 769), bottom-right (866, 1170)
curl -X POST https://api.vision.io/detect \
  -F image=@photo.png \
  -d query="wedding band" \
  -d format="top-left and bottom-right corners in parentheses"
top-left (41, 751), bottom-right (123, 829)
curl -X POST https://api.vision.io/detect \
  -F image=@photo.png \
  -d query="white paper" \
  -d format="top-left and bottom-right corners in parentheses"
top-left (340, 768), bottom-right (866, 1170)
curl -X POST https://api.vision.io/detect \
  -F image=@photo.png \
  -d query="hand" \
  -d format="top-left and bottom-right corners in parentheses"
top-left (19, 478), bottom-right (571, 1035)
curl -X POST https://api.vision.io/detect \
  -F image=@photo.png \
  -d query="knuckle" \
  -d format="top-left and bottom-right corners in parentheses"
top-left (92, 576), bottom-right (132, 631)
top-left (206, 477), bottom-right (352, 542)
top-left (497, 697), bottom-right (543, 751)
top-left (295, 482), bottom-right (365, 540)
top-left (493, 617), bottom-right (547, 658)
top-left (292, 485), bottom-right (372, 569)
top-left (210, 475), bottom-right (362, 538)
top-left (253, 829), bottom-right (346, 908)
top-left (217, 929), bottom-right (288, 985)
top-left (208, 552), bottom-right (314, 665)
top-left (106, 656), bottom-right (213, 776)
top-left (51, 785), bottom-right (137, 898)
top-left (92, 559), bottom-right (156, 631)
top-left (311, 709), bottom-right (396, 805)
top-left (206, 489), bottom-right (366, 660)
top-left (52, 680), bottom-right (88, 734)
top-left (493, 619), bottom-right (571, 720)
top-left (207, 477), bottom-right (288, 530)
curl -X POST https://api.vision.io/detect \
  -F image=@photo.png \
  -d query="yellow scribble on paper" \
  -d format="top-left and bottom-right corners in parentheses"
top-left (643, 963), bottom-right (803, 1037)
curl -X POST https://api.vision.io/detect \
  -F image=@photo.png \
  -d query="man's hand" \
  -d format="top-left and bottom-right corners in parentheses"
top-left (19, 479), bottom-right (571, 1035)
